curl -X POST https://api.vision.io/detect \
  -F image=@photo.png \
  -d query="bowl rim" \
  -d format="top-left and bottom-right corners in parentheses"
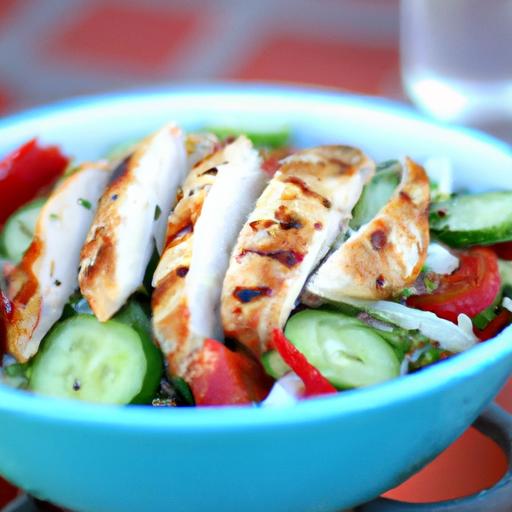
top-left (0, 82), bottom-right (511, 430)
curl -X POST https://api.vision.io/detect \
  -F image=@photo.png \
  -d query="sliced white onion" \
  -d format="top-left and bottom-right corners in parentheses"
top-left (502, 297), bottom-right (512, 313)
top-left (399, 356), bottom-right (410, 376)
top-left (457, 313), bottom-right (475, 339)
top-left (261, 373), bottom-right (304, 407)
top-left (337, 297), bottom-right (477, 353)
top-left (425, 243), bottom-right (459, 275)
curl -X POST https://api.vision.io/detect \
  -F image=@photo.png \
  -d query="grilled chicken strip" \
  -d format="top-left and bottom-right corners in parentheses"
top-left (6, 162), bottom-right (110, 362)
top-left (152, 136), bottom-right (265, 377)
top-left (79, 124), bottom-right (188, 321)
top-left (306, 157), bottom-right (430, 301)
top-left (221, 145), bottom-right (375, 357)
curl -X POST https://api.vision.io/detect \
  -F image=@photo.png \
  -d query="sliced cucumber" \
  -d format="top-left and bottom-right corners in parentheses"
top-left (326, 304), bottom-right (430, 360)
top-left (261, 350), bottom-right (290, 379)
top-left (499, 260), bottom-right (512, 298)
top-left (284, 309), bottom-right (400, 389)
top-left (430, 192), bottom-right (512, 247)
top-left (350, 160), bottom-right (401, 229)
top-left (0, 198), bottom-right (45, 263)
top-left (29, 314), bottom-right (162, 404)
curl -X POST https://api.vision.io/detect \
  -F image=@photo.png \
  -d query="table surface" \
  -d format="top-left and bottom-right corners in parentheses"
top-left (0, 0), bottom-right (510, 508)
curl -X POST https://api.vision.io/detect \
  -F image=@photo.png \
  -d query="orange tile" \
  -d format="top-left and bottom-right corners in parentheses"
top-left (231, 34), bottom-right (399, 95)
top-left (43, 2), bottom-right (202, 76)
top-left (384, 426), bottom-right (507, 503)
top-left (496, 377), bottom-right (512, 413)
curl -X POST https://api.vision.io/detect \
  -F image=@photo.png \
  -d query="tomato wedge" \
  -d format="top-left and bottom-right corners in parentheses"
top-left (0, 477), bottom-right (18, 508)
top-left (490, 241), bottom-right (512, 260)
top-left (261, 147), bottom-right (293, 176)
top-left (0, 139), bottom-right (69, 225)
top-left (272, 328), bottom-right (337, 397)
top-left (407, 247), bottom-right (501, 323)
top-left (186, 338), bottom-right (273, 406)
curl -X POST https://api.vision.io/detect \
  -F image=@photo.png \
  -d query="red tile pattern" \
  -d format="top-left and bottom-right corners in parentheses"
top-left (0, 0), bottom-right (22, 29)
top-left (233, 34), bottom-right (399, 95)
top-left (0, 86), bottom-right (14, 114)
top-left (43, 2), bottom-right (202, 76)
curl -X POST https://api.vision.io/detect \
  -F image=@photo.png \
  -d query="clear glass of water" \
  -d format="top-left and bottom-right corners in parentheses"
top-left (400, 0), bottom-right (512, 141)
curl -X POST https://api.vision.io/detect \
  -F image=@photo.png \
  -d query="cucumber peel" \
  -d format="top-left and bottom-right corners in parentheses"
top-left (350, 160), bottom-right (401, 229)
top-left (0, 198), bottom-right (45, 263)
top-left (261, 350), bottom-right (291, 380)
top-left (284, 309), bottom-right (400, 389)
top-left (29, 314), bottom-right (162, 404)
top-left (430, 192), bottom-right (512, 247)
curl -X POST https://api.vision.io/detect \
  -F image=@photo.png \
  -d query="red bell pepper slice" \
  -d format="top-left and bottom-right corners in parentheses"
top-left (407, 247), bottom-right (501, 323)
top-left (0, 139), bottom-right (69, 225)
top-left (186, 338), bottom-right (273, 406)
top-left (272, 328), bottom-right (337, 397)
top-left (475, 309), bottom-right (512, 341)
top-left (261, 156), bottom-right (281, 176)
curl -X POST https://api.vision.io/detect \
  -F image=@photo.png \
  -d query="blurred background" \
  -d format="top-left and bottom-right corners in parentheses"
top-left (0, 0), bottom-right (511, 509)
top-left (0, 0), bottom-right (402, 113)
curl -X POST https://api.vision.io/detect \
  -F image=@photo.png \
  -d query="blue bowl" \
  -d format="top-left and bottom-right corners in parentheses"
top-left (0, 84), bottom-right (511, 512)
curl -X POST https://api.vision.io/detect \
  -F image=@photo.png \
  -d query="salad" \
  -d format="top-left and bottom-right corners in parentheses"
top-left (1, 125), bottom-right (512, 407)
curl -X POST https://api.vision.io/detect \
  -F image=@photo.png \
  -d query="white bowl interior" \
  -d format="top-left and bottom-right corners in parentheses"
top-left (0, 85), bottom-right (510, 194)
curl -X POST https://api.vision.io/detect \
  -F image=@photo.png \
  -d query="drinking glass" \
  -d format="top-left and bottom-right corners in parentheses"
top-left (400, 0), bottom-right (512, 141)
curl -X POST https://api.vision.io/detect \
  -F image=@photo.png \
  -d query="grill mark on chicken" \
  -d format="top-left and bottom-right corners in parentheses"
top-left (109, 156), bottom-right (130, 184)
top-left (199, 166), bottom-right (218, 177)
top-left (306, 157), bottom-right (430, 301)
top-left (370, 229), bottom-right (387, 250)
top-left (233, 286), bottom-right (273, 303)
top-left (237, 248), bottom-right (305, 268)
top-left (152, 135), bottom-right (265, 377)
top-left (400, 190), bottom-right (412, 202)
top-left (79, 124), bottom-right (187, 321)
top-left (327, 158), bottom-right (353, 172)
top-left (165, 222), bottom-right (193, 248)
top-left (176, 266), bottom-right (189, 277)
top-left (187, 183), bottom-right (211, 198)
top-left (283, 177), bottom-right (331, 208)
top-left (221, 145), bottom-right (375, 356)
top-left (274, 205), bottom-right (303, 230)
top-left (249, 219), bottom-right (277, 231)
